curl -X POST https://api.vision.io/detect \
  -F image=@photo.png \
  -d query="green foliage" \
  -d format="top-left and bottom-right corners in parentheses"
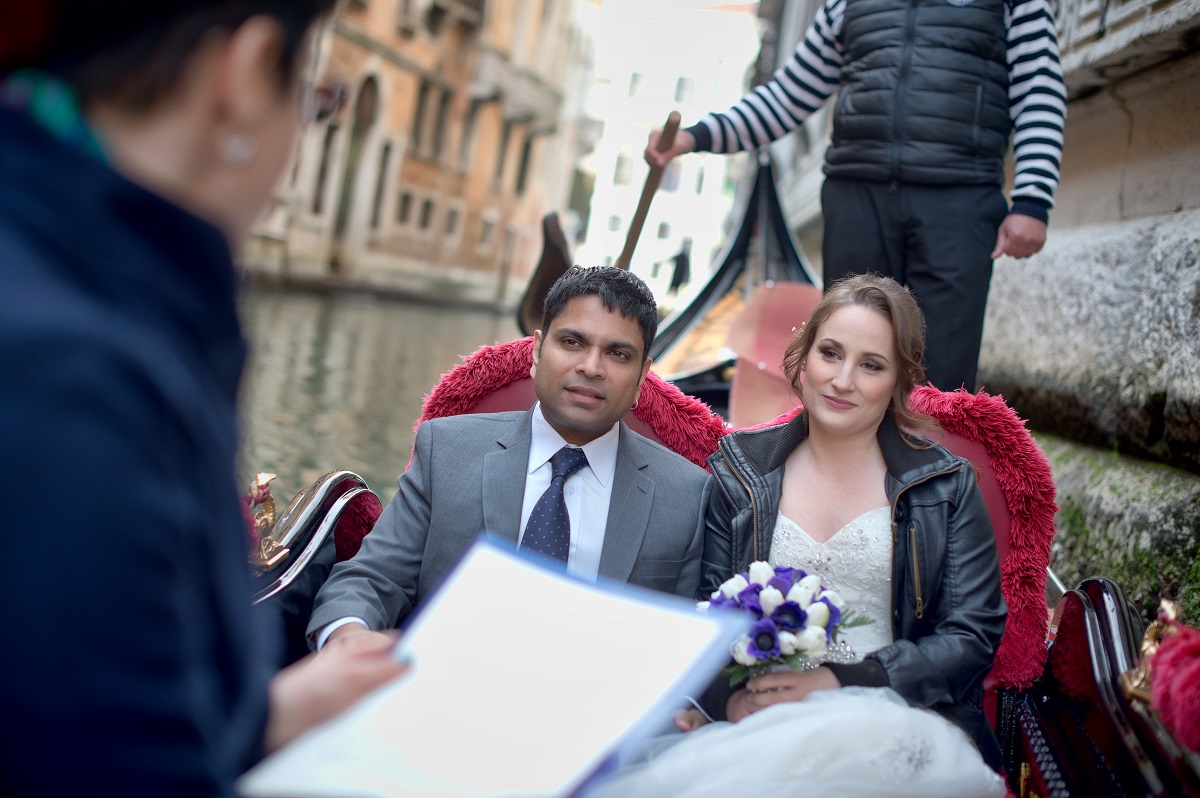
top-left (1053, 496), bottom-right (1200, 625)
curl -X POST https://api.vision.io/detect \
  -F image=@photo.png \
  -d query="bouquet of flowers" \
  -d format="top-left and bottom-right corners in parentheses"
top-left (699, 561), bottom-right (869, 685)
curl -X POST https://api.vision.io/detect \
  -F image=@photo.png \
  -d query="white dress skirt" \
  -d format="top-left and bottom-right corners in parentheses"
top-left (585, 509), bottom-right (1005, 798)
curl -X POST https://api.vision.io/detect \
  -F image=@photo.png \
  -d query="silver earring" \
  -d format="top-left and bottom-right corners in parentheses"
top-left (223, 134), bottom-right (257, 166)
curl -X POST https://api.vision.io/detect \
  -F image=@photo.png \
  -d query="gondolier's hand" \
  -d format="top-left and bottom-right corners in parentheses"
top-left (644, 128), bottom-right (695, 169)
top-left (265, 631), bottom-right (409, 753)
top-left (991, 214), bottom-right (1047, 260)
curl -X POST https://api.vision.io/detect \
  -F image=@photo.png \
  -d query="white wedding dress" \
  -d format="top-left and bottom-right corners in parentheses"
top-left (586, 509), bottom-right (1005, 798)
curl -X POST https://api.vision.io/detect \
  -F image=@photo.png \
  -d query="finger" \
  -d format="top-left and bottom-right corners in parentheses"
top-left (747, 689), bottom-right (791, 708)
top-left (746, 673), bottom-right (789, 691)
top-left (990, 231), bottom-right (1005, 260)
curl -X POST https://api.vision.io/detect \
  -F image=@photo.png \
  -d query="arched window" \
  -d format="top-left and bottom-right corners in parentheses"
top-left (370, 142), bottom-right (391, 230)
top-left (312, 123), bottom-right (338, 214)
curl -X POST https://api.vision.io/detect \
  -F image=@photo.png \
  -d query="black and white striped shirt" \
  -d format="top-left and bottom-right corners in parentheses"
top-left (691, 0), bottom-right (1066, 215)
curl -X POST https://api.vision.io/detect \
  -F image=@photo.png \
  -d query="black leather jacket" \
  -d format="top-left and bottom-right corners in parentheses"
top-left (702, 412), bottom-right (1007, 767)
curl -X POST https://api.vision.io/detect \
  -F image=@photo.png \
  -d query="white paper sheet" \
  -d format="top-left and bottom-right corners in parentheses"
top-left (239, 540), bottom-right (743, 798)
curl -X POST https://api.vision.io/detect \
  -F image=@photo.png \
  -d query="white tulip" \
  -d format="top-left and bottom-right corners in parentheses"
top-left (786, 583), bottom-right (813, 609)
top-left (732, 636), bottom-right (758, 666)
top-left (819, 589), bottom-right (845, 610)
top-left (805, 601), bottom-right (830, 628)
top-left (719, 574), bottom-right (749, 599)
top-left (796, 626), bottom-right (827, 655)
top-left (759, 586), bottom-right (785, 618)
top-left (778, 631), bottom-right (799, 656)
top-left (748, 561), bottom-right (775, 587)
top-left (798, 574), bottom-right (823, 593)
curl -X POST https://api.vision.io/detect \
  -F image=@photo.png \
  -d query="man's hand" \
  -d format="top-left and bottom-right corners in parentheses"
top-left (991, 214), bottom-right (1047, 260)
top-left (265, 631), bottom-right (408, 753)
top-left (644, 129), bottom-right (695, 169)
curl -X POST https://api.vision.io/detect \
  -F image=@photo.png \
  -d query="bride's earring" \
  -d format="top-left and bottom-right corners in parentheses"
top-left (223, 134), bottom-right (257, 166)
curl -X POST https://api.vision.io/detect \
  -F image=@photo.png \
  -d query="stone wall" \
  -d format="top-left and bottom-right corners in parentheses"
top-left (1040, 433), bottom-right (1200, 621)
top-left (979, 50), bottom-right (1200, 472)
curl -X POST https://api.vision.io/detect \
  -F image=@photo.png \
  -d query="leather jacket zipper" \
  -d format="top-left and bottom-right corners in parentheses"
top-left (889, 464), bottom-right (962, 621)
top-left (910, 523), bottom-right (924, 619)
top-left (720, 447), bottom-right (759, 562)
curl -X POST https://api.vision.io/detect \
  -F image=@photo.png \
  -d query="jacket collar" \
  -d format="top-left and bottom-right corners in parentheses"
top-left (722, 410), bottom-right (962, 493)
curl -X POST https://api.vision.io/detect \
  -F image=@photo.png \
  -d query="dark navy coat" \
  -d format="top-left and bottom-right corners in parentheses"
top-left (0, 108), bottom-right (274, 796)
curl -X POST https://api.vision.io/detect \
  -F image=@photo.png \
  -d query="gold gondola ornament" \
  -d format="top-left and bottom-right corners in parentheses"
top-left (245, 472), bottom-right (289, 570)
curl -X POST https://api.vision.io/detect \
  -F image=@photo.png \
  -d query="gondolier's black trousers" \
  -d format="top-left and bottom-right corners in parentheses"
top-left (821, 178), bottom-right (1009, 392)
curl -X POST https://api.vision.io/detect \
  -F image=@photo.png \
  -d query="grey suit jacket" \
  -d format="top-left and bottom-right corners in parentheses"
top-left (307, 409), bottom-right (712, 639)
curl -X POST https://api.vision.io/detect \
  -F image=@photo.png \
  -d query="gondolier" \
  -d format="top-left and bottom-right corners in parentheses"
top-left (646, 0), bottom-right (1066, 392)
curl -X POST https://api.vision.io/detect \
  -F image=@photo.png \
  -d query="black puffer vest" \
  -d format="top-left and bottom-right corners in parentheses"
top-left (825, 0), bottom-right (1011, 186)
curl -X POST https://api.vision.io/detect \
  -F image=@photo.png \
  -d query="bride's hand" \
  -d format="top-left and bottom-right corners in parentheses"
top-left (742, 667), bottom-right (842, 713)
top-left (725, 689), bottom-right (758, 723)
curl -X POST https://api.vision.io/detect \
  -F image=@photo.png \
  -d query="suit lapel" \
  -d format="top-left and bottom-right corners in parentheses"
top-left (599, 424), bottom-right (653, 583)
top-left (482, 410), bottom-right (534, 546)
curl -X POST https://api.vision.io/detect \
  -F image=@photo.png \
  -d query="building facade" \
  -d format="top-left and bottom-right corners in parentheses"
top-left (247, 0), bottom-right (597, 308)
top-left (572, 0), bottom-right (762, 307)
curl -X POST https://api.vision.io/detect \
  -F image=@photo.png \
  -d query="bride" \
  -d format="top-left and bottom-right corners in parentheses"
top-left (590, 274), bottom-right (1007, 797)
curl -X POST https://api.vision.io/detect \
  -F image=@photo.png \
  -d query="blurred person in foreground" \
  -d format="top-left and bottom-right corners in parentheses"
top-left (0, 2), bottom-right (406, 795)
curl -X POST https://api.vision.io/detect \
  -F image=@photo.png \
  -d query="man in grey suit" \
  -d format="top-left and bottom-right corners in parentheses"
top-left (308, 266), bottom-right (712, 651)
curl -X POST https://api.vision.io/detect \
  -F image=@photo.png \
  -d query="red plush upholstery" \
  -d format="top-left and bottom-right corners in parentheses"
top-left (909, 386), bottom-right (1057, 692)
top-left (1151, 621), bottom-right (1200, 753)
top-left (333, 490), bottom-right (383, 563)
top-left (417, 336), bottom-right (728, 469)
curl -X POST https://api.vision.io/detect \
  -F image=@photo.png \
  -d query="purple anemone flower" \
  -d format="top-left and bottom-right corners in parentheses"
top-left (708, 592), bottom-right (736, 611)
top-left (771, 600), bottom-right (807, 632)
top-left (737, 583), bottom-right (765, 618)
top-left (772, 566), bottom-right (804, 587)
top-left (747, 619), bottom-right (781, 661)
top-left (766, 575), bottom-right (793, 595)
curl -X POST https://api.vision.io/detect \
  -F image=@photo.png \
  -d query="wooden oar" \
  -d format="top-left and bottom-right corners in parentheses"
top-left (615, 111), bottom-right (681, 270)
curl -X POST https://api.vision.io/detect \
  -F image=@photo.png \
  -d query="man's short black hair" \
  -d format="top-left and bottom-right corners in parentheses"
top-left (541, 266), bottom-right (659, 359)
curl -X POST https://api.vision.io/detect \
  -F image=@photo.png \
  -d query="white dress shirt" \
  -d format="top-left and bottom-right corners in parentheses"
top-left (518, 402), bottom-right (619, 582)
top-left (317, 404), bottom-right (620, 649)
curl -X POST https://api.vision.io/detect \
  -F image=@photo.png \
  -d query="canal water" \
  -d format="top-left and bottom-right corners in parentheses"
top-left (238, 289), bottom-right (519, 506)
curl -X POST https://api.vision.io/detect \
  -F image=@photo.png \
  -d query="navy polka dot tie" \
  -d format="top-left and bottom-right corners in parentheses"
top-left (520, 446), bottom-right (589, 564)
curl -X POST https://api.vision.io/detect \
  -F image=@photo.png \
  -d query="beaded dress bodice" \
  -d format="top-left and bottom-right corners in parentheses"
top-left (769, 507), bottom-right (895, 657)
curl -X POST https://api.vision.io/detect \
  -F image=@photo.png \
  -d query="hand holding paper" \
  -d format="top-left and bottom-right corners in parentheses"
top-left (240, 539), bottom-right (745, 798)
top-left (266, 630), bottom-right (409, 754)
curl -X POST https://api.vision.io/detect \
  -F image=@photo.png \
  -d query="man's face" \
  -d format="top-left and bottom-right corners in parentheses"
top-left (531, 295), bottom-right (651, 445)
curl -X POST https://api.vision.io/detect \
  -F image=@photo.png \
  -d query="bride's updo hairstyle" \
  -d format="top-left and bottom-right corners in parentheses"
top-left (782, 273), bottom-right (933, 435)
